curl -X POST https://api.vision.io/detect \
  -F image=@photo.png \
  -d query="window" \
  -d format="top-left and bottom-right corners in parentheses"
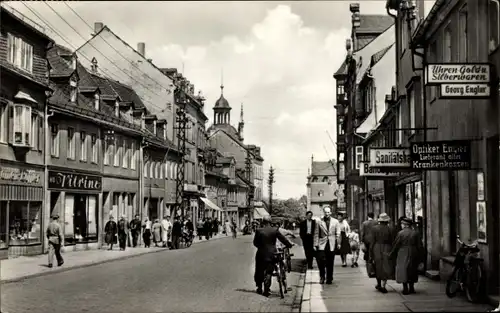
top-left (443, 26), bottom-right (452, 62)
top-left (30, 113), bottom-right (40, 150)
top-left (122, 139), bottom-right (128, 168)
top-left (94, 93), bottom-right (100, 110)
top-left (7, 33), bottom-right (33, 72)
top-left (0, 104), bottom-right (7, 143)
top-left (160, 163), bottom-right (164, 179)
top-left (397, 105), bottom-right (403, 145)
top-left (337, 80), bottom-right (345, 96)
top-left (8, 201), bottom-right (42, 245)
top-left (144, 162), bottom-right (149, 178)
top-left (50, 124), bottom-right (59, 157)
top-left (163, 123), bottom-right (167, 140)
top-left (114, 137), bottom-right (120, 167)
top-left (91, 134), bottom-right (98, 163)
top-left (408, 89), bottom-right (416, 135)
top-left (104, 137), bottom-right (112, 165)
top-left (459, 5), bottom-right (468, 61)
top-left (490, 0), bottom-right (500, 52)
top-left (355, 146), bottom-right (363, 170)
top-left (130, 142), bottom-right (136, 170)
top-left (63, 194), bottom-right (98, 243)
top-left (67, 128), bottom-right (75, 159)
top-left (9, 104), bottom-right (31, 146)
top-left (70, 79), bottom-right (78, 103)
top-left (80, 131), bottom-right (87, 161)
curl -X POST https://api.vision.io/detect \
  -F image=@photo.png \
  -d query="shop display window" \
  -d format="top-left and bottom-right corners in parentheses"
top-left (0, 202), bottom-right (7, 248)
top-left (8, 201), bottom-right (41, 245)
top-left (64, 194), bottom-right (98, 244)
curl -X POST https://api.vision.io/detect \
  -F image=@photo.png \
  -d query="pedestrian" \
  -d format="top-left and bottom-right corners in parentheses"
top-left (161, 215), bottom-right (172, 248)
top-left (360, 212), bottom-right (377, 261)
top-left (299, 211), bottom-right (316, 269)
top-left (152, 219), bottom-right (162, 247)
top-left (212, 218), bottom-right (219, 236)
top-left (185, 217), bottom-right (194, 240)
top-left (253, 215), bottom-right (294, 297)
top-left (129, 214), bottom-right (141, 247)
top-left (313, 206), bottom-right (341, 285)
top-left (225, 219), bottom-right (231, 236)
top-left (231, 219), bottom-right (237, 239)
top-left (337, 211), bottom-right (351, 267)
top-left (142, 217), bottom-right (152, 248)
top-left (171, 216), bottom-right (182, 249)
top-left (204, 218), bottom-right (212, 240)
top-left (197, 218), bottom-right (204, 240)
top-left (104, 215), bottom-right (118, 250)
top-left (348, 228), bottom-right (360, 267)
top-left (117, 215), bottom-right (129, 251)
top-left (370, 213), bottom-right (396, 293)
top-left (46, 213), bottom-right (64, 268)
top-left (390, 217), bottom-right (424, 295)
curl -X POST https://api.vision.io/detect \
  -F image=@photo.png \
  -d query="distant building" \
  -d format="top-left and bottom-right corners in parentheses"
top-left (306, 156), bottom-right (339, 217)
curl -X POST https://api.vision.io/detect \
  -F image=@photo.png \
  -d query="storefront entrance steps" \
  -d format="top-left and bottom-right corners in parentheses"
top-left (0, 233), bottom-right (229, 284)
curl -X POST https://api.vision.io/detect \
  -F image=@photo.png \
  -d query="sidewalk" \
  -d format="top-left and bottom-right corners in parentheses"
top-left (301, 258), bottom-right (494, 312)
top-left (1, 232), bottom-right (229, 283)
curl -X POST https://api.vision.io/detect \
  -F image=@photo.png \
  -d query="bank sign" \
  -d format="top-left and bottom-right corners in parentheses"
top-left (410, 140), bottom-right (471, 170)
top-left (359, 162), bottom-right (403, 178)
top-left (369, 148), bottom-right (411, 168)
top-left (425, 64), bottom-right (491, 98)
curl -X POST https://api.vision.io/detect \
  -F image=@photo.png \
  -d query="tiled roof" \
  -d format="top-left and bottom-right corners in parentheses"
top-left (106, 79), bottom-right (145, 109)
top-left (208, 124), bottom-right (241, 143)
top-left (334, 61), bottom-right (348, 77)
top-left (311, 160), bottom-right (336, 176)
top-left (371, 43), bottom-right (395, 67)
top-left (89, 73), bottom-right (118, 98)
top-left (358, 15), bottom-right (394, 33)
top-left (310, 182), bottom-right (337, 203)
top-left (47, 45), bottom-right (74, 77)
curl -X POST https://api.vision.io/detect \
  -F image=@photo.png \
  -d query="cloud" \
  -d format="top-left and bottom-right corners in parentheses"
top-left (7, 1), bottom-right (363, 198)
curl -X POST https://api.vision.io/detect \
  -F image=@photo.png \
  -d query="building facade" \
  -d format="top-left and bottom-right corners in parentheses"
top-left (0, 6), bottom-right (53, 258)
top-left (306, 156), bottom-right (339, 217)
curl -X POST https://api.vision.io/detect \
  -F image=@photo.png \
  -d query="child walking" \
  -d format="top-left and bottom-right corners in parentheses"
top-left (348, 228), bottom-right (361, 267)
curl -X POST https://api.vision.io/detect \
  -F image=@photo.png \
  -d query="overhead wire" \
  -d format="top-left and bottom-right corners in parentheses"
top-left (41, 2), bottom-right (168, 113)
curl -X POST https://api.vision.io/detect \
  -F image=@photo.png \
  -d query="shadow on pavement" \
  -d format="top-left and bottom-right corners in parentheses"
top-left (290, 258), bottom-right (307, 273)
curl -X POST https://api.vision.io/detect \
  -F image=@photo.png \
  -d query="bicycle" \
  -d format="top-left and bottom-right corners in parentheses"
top-left (282, 246), bottom-right (294, 273)
top-left (179, 231), bottom-right (193, 248)
top-left (262, 250), bottom-right (288, 299)
top-left (445, 235), bottom-right (485, 303)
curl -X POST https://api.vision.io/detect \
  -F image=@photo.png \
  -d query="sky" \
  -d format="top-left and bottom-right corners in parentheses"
top-left (5, 1), bottom-right (436, 199)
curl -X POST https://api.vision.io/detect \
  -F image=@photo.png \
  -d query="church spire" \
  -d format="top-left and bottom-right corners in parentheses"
top-left (238, 102), bottom-right (244, 141)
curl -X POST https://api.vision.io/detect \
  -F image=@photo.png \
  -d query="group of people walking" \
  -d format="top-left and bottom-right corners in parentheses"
top-left (103, 214), bottom-right (194, 251)
top-left (298, 206), bottom-right (424, 295)
top-left (195, 217), bottom-right (237, 240)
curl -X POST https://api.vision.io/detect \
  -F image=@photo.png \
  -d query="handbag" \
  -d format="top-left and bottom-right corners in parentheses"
top-left (366, 260), bottom-right (376, 278)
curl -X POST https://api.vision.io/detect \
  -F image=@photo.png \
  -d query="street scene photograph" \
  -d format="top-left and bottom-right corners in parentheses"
top-left (0, 0), bottom-right (499, 312)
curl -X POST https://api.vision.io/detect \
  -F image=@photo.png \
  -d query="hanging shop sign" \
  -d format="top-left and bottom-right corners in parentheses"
top-left (369, 148), bottom-right (411, 168)
top-left (410, 140), bottom-right (471, 170)
top-left (0, 165), bottom-right (42, 185)
top-left (360, 162), bottom-right (403, 178)
top-left (440, 84), bottom-right (490, 98)
top-left (426, 64), bottom-right (490, 84)
top-left (48, 170), bottom-right (102, 191)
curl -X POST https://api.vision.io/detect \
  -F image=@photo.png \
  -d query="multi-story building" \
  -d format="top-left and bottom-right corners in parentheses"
top-left (215, 155), bottom-right (238, 222)
top-left (0, 6), bottom-right (54, 258)
top-left (388, 0), bottom-right (499, 295)
top-left (207, 86), bottom-right (266, 226)
top-left (306, 156), bottom-right (339, 217)
top-left (334, 3), bottom-right (394, 224)
top-left (202, 147), bottom-right (228, 222)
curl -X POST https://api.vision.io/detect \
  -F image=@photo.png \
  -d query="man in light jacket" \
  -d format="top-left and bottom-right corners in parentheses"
top-left (313, 206), bottom-right (341, 284)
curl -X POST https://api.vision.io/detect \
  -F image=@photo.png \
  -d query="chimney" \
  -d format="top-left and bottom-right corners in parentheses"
top-left (94, 22), bottom-right (104, 35)
top-left (137, 42), bottom-right (146, 57)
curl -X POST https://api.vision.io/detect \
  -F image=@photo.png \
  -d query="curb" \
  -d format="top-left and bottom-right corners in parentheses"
top-left (291, 260), bottom-right (307, 313)
top-left (1, 234), bottom-right (229, 284)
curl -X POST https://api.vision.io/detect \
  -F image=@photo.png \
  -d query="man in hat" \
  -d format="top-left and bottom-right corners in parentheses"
top-left (313, 206), bottom-right (341, 284)
top-left (253, 215), bottom-right (294, 297)
top-left (46, 213), bottom-right (64, 268)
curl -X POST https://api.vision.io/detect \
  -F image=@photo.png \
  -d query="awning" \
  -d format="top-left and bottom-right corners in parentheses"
top-left (200, 197), bottom-right (222, 212)
top-left (253, 207), bottom-right (270, 219)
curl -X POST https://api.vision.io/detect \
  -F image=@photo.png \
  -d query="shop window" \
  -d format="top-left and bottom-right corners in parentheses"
top-left (64, 194), bottom-right (98, 243)
top-left (50, 123), bottom-right (60, 157)
top-left (8, 201), bottom-right (42, 245)
top-left (490, 0), bottom-right (500, 52)
top-left (91, 134), bottom-right (98, 163)
top-left (67, 127), bottom-right (75, 159)
top-left (9, 104), bottom-right (31, 146)
top-left (130, 141), bottom-right (136, 170)
top-left (80, 131), bottom-right (87, 162)
top-left (0, 103), bottom-right (7, 143)
top-left (0, 202), bottom-right (7, 248)
top-left (7, 33), bottom-right (33, 73)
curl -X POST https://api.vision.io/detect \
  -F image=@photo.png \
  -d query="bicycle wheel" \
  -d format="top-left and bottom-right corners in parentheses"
top-left (465, 262), bottom-right (483, 303)
top-left (280, 261), bottom-right (288, 294)
top-left (276, 264), bottom-right (285, 299)
top-left (446, 267), bottom-right (461, 298)
top-left (286, 253), bottom-right (292, 274)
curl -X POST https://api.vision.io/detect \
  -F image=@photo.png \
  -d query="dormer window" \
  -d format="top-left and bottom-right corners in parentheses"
top-left (70, 78), bottom-right (78, 103)
top-left (7, 33), bottom-right (33, 73)
top-left (163, 123), bottom-right (167, 140)
top-left (114, 100), bottom-right (119, 117)
top-left (94, 93), bottom-right (100, 110)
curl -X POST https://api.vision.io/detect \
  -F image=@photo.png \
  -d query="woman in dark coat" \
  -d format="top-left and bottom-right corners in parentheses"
top-left (370, 213), bottom-right (395, 293)
top-left (337, 212), bottom-right (352, 267)
top-left (390, 217), bottom-right (425, 295)
top-left (104, 215), bottom-right (117, 250)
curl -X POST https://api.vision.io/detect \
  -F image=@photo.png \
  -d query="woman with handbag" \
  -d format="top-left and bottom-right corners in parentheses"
top-left (389, 217), bottom-right (425, 295)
